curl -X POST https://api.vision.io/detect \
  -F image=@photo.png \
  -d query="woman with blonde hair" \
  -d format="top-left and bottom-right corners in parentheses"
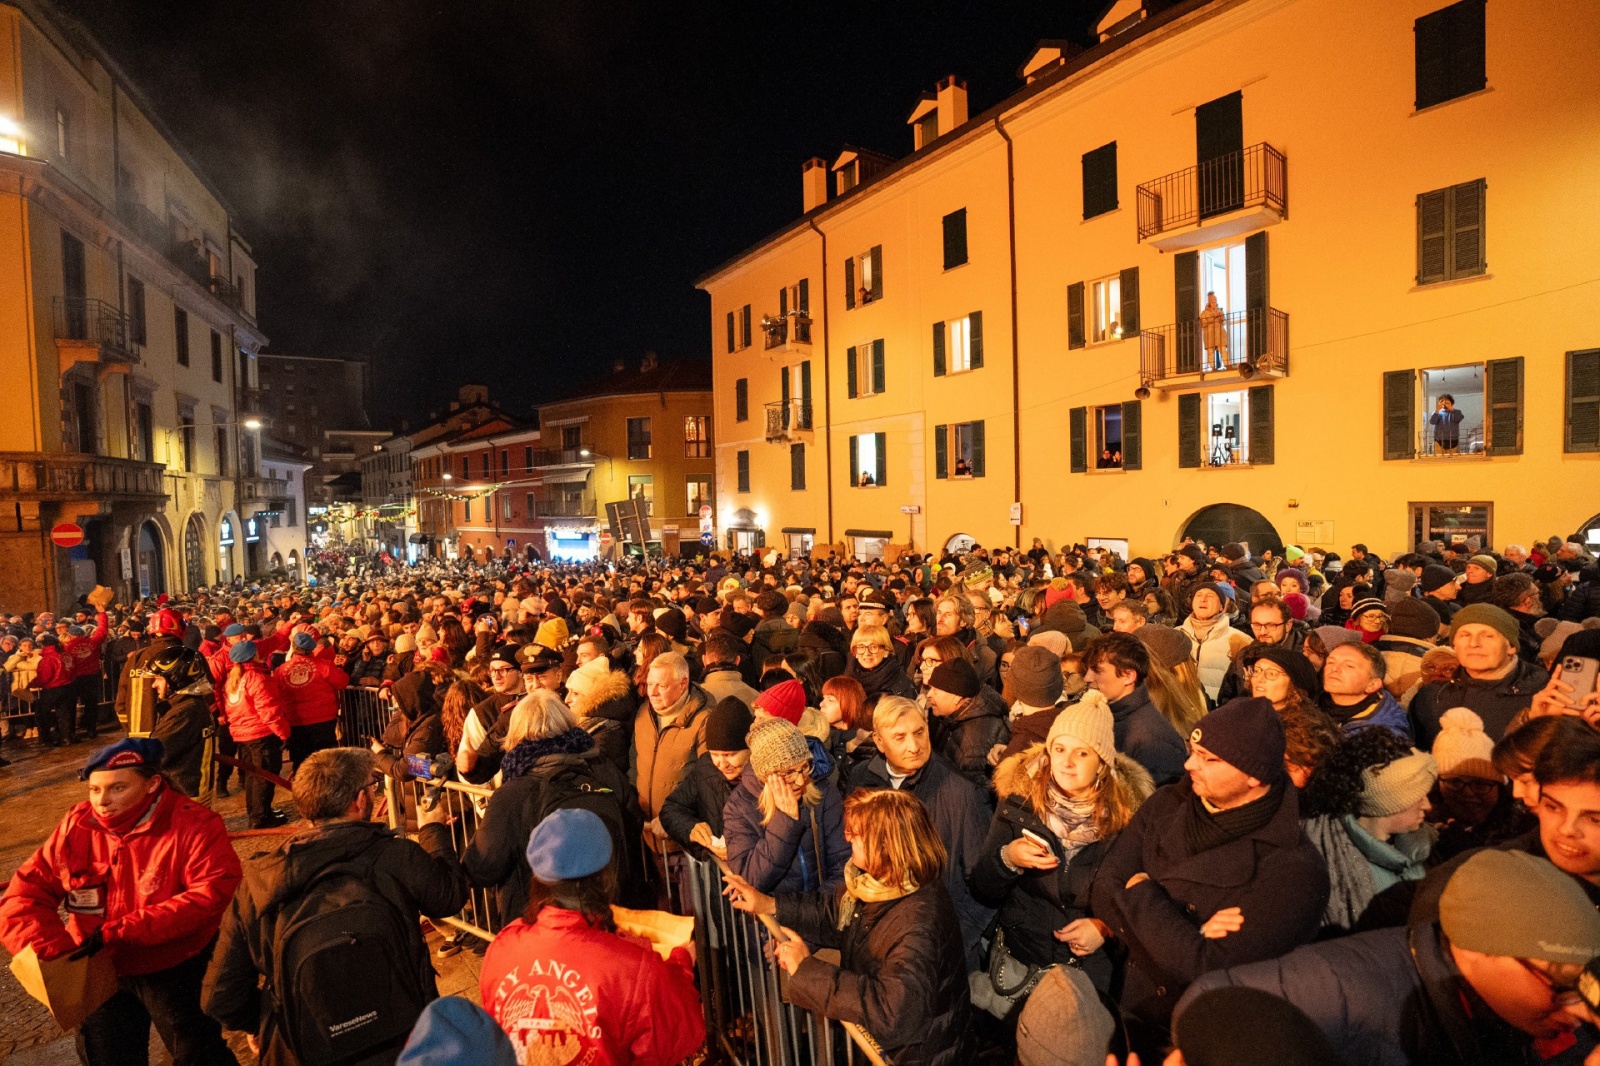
top-left (726, 788), bottom-right (973, 1066)
top-left (1133, 624), bottom-right (1208, 734)
top-left (723, 716), bottom-right (848, 893)
top-left (846, 624), bottom-right (918, 701)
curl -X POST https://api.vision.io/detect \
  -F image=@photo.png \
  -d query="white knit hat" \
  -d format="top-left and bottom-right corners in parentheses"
top-left (1431, 706), bottom-right (1501, 782)
top-left (1045, 688), bottom-right (1116, 769)
top-left (1359, 750), bottom-right (1439, 817)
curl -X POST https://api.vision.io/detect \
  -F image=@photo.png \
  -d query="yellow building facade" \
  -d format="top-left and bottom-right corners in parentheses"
top-left (700, 0), bottom-right (1600, 562)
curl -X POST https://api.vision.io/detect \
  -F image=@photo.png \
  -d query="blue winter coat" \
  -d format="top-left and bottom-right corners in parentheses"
top-left (723, 761), bottom-right (848, 895)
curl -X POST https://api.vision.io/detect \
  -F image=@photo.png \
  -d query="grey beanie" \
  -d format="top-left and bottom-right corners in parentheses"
top-left (1133, 624), bottom-right (1194, 671)
top-left (1009, 645), bottom-right (1064, 708)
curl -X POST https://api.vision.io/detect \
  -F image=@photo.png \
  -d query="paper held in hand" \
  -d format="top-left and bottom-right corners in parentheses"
top-left (610, 905), bottom-right (694, 962)
top-left (9, 945), bottom-right (119, 1031)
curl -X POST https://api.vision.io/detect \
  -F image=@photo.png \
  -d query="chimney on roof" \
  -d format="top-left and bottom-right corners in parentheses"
top-left (908, 77), bottom-right (967, 150)
top-left (613, 358), bottom-right (625, 374)
top-left (937, 76), bottom-right (968, 135)
top-left (802, 157), bottom-right (828, 213)
top-left (1096, 0), bottom-right (1159, 42)
top-left (641, 350), bottom-right (659, 373)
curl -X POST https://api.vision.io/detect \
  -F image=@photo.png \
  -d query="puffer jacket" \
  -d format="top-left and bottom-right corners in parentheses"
top-left (1178, 616), bottom-right (1251, 702)
top-left (1409, 660), bottom-right (1549, 746)
top-left (723, 762), bottom-right (849, 895)
top-left (0, 780), bottom-right (241, 976)
top-left (634, 682), bottom-right (714, 832)
top-left (566, 662), bottom-right (637, 777)
top-left (660, 753), bottom-right (738, 862)
top-left (1560, 578), bottom-right (1600, 622)
top-left (62, 611), bottom-right (109, 680)
top-left (221, 663), bottom-right (290, 744)
top-left (273, 654), bottom-right (349, 728)
top-left (779, 880), bottom-right (973, 1066)
top-left (931, 684), bottom-right (1010, 795)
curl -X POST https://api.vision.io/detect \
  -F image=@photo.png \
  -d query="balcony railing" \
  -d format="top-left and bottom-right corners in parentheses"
top-left (765, 400), bottom-right (813, 442)
top-left (53, 297), bottom-right (139, 364)
top-left (166, 237), bottom-right (213, 288)
top-left (208, 275), bottom-right (243, 312)
top-left (0, 451), bottom-right (167, 502)
top-left (116, 197), bottom-right (169, 251)
top-left (532, 491), bottom-right (596, 517)
top-left (762, 313), bottom-right (813, 350)
top-left (1139, 307), bottom-right (1289, 384)
top-left (1136, 143), bottom-right (1287, 242)
top-left (530, 447), bottom-right (594, 467)
top-left (241, 475), bottom-right (291, 513)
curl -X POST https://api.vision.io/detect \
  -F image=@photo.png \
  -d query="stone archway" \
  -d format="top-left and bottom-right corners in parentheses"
top-left (1577, 511), bottom-right (1600, 549)
top-left (183, 513), bottom-right (208, 591)
top-left (1179, 503), bottom-right (1283, 556)
top-left (944, 532), bottom-right (977, 555)
top-left (137, 520), bottom-right (166, 598)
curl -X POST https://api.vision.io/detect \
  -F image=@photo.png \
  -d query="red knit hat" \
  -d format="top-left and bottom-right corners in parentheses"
top-left (754, 679), bottom-right (806, 724)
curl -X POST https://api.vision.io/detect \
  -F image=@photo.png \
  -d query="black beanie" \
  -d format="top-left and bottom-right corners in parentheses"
top-left (1420, 564), bottom-right (1457, 593)
top-left (1176, 987), bottom-right (1347, 1066)
top-left (1191, 698), bottom-right (1285, 784)
top-left (1254, 645), bottom-right (1320, 700)
top-left (1389, 597), bottom-right (1442, 640)
top-left (929, 657), bottom-right (981, 699)
top-left (705, 697), bottom-right (754, 752)
top-left (1558, 628), bottom-right (1600, 665)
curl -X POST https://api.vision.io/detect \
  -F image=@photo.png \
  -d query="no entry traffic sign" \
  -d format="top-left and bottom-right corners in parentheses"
top-left (50, 522), bottom-right (84, 548)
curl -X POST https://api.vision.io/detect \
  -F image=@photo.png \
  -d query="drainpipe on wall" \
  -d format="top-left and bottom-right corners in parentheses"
top-left (807, 216), bottom-right (833, 549)
top-left (995, 115), bottom-right (1022, 551)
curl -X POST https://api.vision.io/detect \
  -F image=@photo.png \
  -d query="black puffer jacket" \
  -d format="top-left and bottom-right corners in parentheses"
top-left (659, 752), bottom-right (737, 861)
top-left (779, 881), bottom-right (973, 1066)
top-left (931, 685), bottom-right (1009, 795)
top-left (799, 621), bottom-right (849, 682)
top-left (1409, 659), bottom-right (1550, 746)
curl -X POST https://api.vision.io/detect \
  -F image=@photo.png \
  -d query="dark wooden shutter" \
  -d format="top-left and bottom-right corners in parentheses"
top-left (1248, 384), bottom-right (1274, 465)
top-left (1067, 282), bottom-right (1085, 350)
top-left (1450, 179), bottom-right (1485, 278)
top-left (780, 365), bottom-right (790, 429)
top-left (1486, 356), bottom-right (1523, 456)
top-left (1121, 400), bottom-right (1142, 470)
top-left (1383, 370), bottom-right (1416, 460)
top-left (779, 287), bottom-right (788, 317)
top-left (1119, 267), bottom-right (1139, 335)
top-left (1069, 407), bottom-right (1087, 473)
top-left (1414, 4), bottom-right (1451, 110)
top-left (1175, 251), bottom-right (1200, 371)
top-left (934, 424), bottom-right (948, 479)
top-left (735, 378), bottom-right (748, 421)
top-left (726, 312), bottom-right (735, 353)
top-left (969, 311), bottom-right (984, 369)
top-left (942, 209), bottom-right (968, 269)
top-left (1417, 189), bottom-right (1449, 284)
top-left (875, 432), bottom-right (887, 486)
top-left (741, 305), bottom-right (752, 348)
top-left (1566, 349), bottom-right (1600, 453)
top-left (790, 443), bottom-right (805, 490)
top-left (1245, 231), bottom-right (1269, 361)
top-left (737, 450), bottom-right (750, 493)
top-left (872, 339), bottom-right (885, 394)
top-left (845, 256), bottom-right (856, 310)
top-left (800, 361), bottom-right (812, 420)
top-left (970, 421), bottom-right (986, 477)
top-left (869, 245), bottom-right (883, 301)
top-left (1082, 142), bottom-right (1117, 219)
top-left (1178, 392), bottom-right (1201, 469)
top-left (846, 346), bottom-right (858, 398)
top-left (798, 278), bottom-right (809, 315)
top-left (849, 435), bottom-right (859, 483)
top-left (1416, 0), bottom-right (1486, 110)
top-left (933, 321), bottom-right (946, 376)
top-left (1195, 91), bottom-right (1244, 217)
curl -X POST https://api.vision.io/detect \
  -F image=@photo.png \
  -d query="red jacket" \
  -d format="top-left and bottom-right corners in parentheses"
top-left (0, 781), bottom-right (242, 976)
top-left (480, 907), bottom-right (704, 1066)
top-left (221, 664), bottom-right (291, 743)
top-left (273, 655), bottom-right (349, 728)
top-left (63, 612), bottom-right (109, 680)
top-left (35, 645), bottom-right (72, 689)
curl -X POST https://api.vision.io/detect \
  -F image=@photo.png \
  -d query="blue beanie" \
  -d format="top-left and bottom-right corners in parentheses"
top-left (291, 631), bottom-right (317, 652)
top-left (222, 623), bottom-right (247, 637)
top-left (397, 996), bottom-right (515, 1066)
top-left (228, 640), bottom-right (257, 664)
top-left (81, 737), bottom-right (165, 780)
top-left (525, 808), bottom-right (612, 883)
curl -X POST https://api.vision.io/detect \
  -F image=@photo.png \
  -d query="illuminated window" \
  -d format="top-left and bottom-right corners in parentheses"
top-left (1090, 274), bottom-right (1123, 344)
top-left (684, 415), bottom-right (711, 458)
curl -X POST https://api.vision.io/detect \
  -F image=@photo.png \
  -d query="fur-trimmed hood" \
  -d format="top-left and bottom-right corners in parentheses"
top-left (567, 663), bottom-right (635, 721)
top-left (992, 741), bottom-right (1158, 806)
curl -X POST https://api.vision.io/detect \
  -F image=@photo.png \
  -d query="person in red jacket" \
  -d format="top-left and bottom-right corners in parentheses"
top-left (273, 630), bottom-right (349, 771)
top-left (63, 603), bottom-right (111, 739)
top-left (0, 737), bottom-right (242, 1066)
top-left (206, 624), bottom-right (255, 799)
top-left (481, 808), bottom-right (704, 1066)
top-left (32, 634), bottom-right (76, 746)
top-left (222, 641), bottom-right (292, 829)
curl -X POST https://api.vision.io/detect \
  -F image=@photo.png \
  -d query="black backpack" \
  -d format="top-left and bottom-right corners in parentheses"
top-left (264, 852), bottom-right (431, 1066)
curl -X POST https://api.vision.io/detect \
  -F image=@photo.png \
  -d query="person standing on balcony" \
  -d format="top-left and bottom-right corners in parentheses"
top-left (1199, 291), bottom-right (1228, 371)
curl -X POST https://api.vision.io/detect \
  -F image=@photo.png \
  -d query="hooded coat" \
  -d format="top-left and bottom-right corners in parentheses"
top-left (565, 659), bottom-right (638, 776)
top-left (930, 684), bottom-right (1010, 795)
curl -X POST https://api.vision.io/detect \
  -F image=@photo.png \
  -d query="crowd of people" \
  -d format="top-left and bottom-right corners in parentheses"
top-left (1, 530), bottom-right (1600, 1065)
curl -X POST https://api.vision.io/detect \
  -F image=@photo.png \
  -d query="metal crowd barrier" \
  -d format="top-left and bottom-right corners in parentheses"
top-left (337, 686), bottom-right (394, 747)
top-left (382, 775), bottom-right (501, 942)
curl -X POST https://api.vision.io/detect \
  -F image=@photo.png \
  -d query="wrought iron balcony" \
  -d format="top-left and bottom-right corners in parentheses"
top-left (1136, 143), bottom-right (1287, 248)
top-left (53, 297), bottom-right (139, 365)
top-left (208, 275), bottom-right (243, 312)
top-left (765, 400), bottom-right (813, 442)
top-left (0, 451), bottom-right (167, 503)
top-left (530, 446), bottom-right (595, 467)
top-left (532, 490), bottom-right (596, 517)
top-left (116, 197), bottom-right (169, 251)
top-left (1138, 307), bottom-right (1289, 386)
top-left (762, 313), bottom-right (813, 351)
top-left (241, 475), bottom-right (291, 514)
top-left (167, 237), bottom-right (213, 288)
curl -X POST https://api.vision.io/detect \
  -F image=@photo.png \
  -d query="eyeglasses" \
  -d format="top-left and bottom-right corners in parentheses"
top-left (999, 659), bottom-right (1014, 673)
top-left (852, 645), bottom-right (888, 657)
top-left (1440, 776), bottom-right (1501, 796)
top-left (920, 656), bottom-right (944, 666)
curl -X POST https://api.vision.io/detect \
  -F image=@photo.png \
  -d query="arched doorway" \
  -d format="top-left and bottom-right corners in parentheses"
top-left (287, 550), bottom-right (301, 577)
top-left (1577, 511), bottom-right (1600, 549)
top-left (944, 533), bottom-right (977, 555)
top-left (218, 517), bottom-right (236, 583)
top-left (1180, 504), bottom-right (1283, 556)
top-left (183, 514), bottom-right (207, 591)
top-left (137, 521), bottom-right (165, 599)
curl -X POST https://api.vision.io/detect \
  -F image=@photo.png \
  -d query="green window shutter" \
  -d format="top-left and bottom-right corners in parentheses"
top-left (970, 421), bottom-right (986, 478)
top-left (1178, 393), bottom-right (1201, 469)
top-left (846, 346), bottom-right (858, 398)
top-left (735, 378), bottom-right (748, 422)
top-left (800, 360), bottom-right (812, 405)
top-left (875, 432), bottom-right (887, 486)
top-left (726, 311), bottom-right (735, 353)
top-left (1121, 400), bottom-right (1142, 470)
top-left (969, 311), bottom-right (984, 369)
top-left (1069, 406), bottom-right (1087, 473)
top-left (844, 256), bottom-right (856, 309)
top-left (934, 424), bottom-right (948, 479)
top-left (1119, 267), bottom-right (1139, 335)
top-left (737, 450), bottom-right (750, 493)
top-left (1485, 356), bottom-right (1523, 456)
top-left (1248, 384), bottom-right (1275, 465)
top-left (872, 339), bottom-right (885, 394)
top-left (1450, 178), bottom-right (1485, 278)
top-left (869, 245), bottom-right (883, 301)
top-left (778, 287), bottom-right (788, 317)
top-left (942, 208), bottom-right (968, 269)
top-left (1417, 189), bottom-right (1449, 284)
top-left (790, 443), bottom-right (805, 491)
top-left (1082, 142), bottom-right (1117, 219)
top-left (1566, 349), bottom-right (1600, 453)
top-left (781, 367), bottom-right (790, 408)
top-left (849, 435), bottom-right (860, 484)
top-left (1067, 282), bottom-right (1085, 350)
top-left (1175, 250), bottom-right (1199, 372)
top-left (798, 278), bottom-right (809, 315)
top-left (1383, 370), bottom-right (1416, 460)
top-left (933, 321), bottom-right (946, 376)
top-left (1245, 231), bottom-right (1269, 362)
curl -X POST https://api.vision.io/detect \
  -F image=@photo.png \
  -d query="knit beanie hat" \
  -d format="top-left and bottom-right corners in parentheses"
top-left (398, 997), bottom-right (517, 1066)
top-left (747, 716), bottom-right (811, 778)
top-left (1467, 554), bottom-right (1499, 577)
top-left (754, 679), bottom-right (806, 725)
top-left (1274, 567), bottom-right (1308, 592)
top-left (1015, 964), bottom-right (1116, 1066)
top-left (1431, 707), bottom-right (1500, 781)
top-left (1383, 569), bottom-right (1418, 605)
top-left (1359, 749), bottom-right (1438, 816)
top-left (534, 617), bottom-right (569, 651)
top-left (1349, 597), bottom-right (1389, 622)
top-left (1220, 542), bottom-right (1246, 562)
top-left (1282, 592), bottom-right (1310, 621)
top-left (1420, 564), bottom-right (1458, 593)
top-left (394, 632), bottom-right (416, 654)
top-left (1447, 603), bottom-right (1519, 649)
top-left (1175, 987), bottom-right (1346, 1066)
top-left (1311, 625), bottom-right (1362, 652)
top-left (929, 657), bottom-right (981, 699)
top-left (1388, 597), bottom-right (1442, 641)
top-left (1190, 698), bottom-right (1284, 784)
top-left (1010, 645), bottom-right (1065, 708)
top-left (654, 609), bottom-right (687, 642)
top-left (1132, 624), bottom-right (1193, 671)
top-left (1254, 645), bottom-right (1319, 699)
top-left (1027, 630), bottom-right (1069, 658)
top-left (1283, 545), bottom-right (1306, 564)
top-left (706, 696), bottom-right (755, 752)
top-left (1557, 627), bottom-right (1600, 664)
top-left (1045, 689), bottom-right (1116, 768)
top-left (1441, 849), bottom-right (1600, 966)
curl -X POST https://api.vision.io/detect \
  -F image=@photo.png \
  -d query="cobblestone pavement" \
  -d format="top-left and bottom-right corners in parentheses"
top-left (0, 727), bottom-right (483, 1065)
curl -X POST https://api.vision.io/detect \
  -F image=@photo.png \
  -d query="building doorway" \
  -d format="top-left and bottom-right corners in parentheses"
top-left (218, 517), bottom-right (236, 584)
top-left (1180, 503), bottom-right (1281, 555)
top-left (1578, 511), bottom-right (1600, 549)
top-left (184, 514), bottom-right (207, 591)
top-left (944, 533), bottom-right (977, 555)
top-left (1411, 502), bottom-right (1493, 551)
top-left (137, 521), bottom-right (164, 599)
top-left (783, 530), bottom-right (814, 560)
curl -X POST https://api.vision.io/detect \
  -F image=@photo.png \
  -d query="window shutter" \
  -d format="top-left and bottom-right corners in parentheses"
top-left (1245, 231), bottom-right (1269, 361)
top-left (1414, 4), bottom-right (1451, 110)
top-left (849, 435), bottom-right (859, 483)
top-left (1452, 0), bottom-right (1487, 99)
top-left (1069, 407), bottom-right (1087, 473)
top-left (970, 421), bottom-right (986, 478)
top-left (846, 345), bottom-right (858, 398)
top-left (942, 209), bottom-right (968, 269)
top-left (1121, 400), bottom-right (1142, 470)
top-left (791, 442), bottom-right (805, 491)
top-left (1178, 393), bottom-right (1201, 469)
top-left (969, 311), bottom-right (984, 369)
top-left (1082, 142), bottom-right (1117, 219)
top-left (1119, 267), bottom-right (1139, 335)
top-left (1247, 384), bottom-right (1274, 465)
top-left (737, 450), bottom-right (750, 493)
top-left (1067, 282), bottom-right (1085, 350)
top-left (1382, 370), bottom-right (1417, 460)
top-left (726, 311), bottom-right (735, 353)
top-left (934, 424), bottom-right (948, 479)
top-left (800, 361), bottom-right (812, 412)
top-left (779, 287), bottom-right (788, 317)
top-left (869, 246), bottom-right (883, 301)
top-left (1486, 356), bottom-right (1523, 456)
top-left (1450, 179), bottom-right (1485, 278)
top-left (872, 339), bottom-right (886, 394)
top-left (735, 378), bottom-right (748, 422)
top-left (933, 321), bottom-right (946, 376)
top-left (1417, 189), bottom-right (1449, 285)
top-left (1566, 349), bottom-right (1600, 453)
top-left (1175, 251), bottom-right (1200, 372)
top-left (741, 306), bottom-right (752, 348)
top-left (845, 256), bottom-right (856, 310)
top-left (780, 366), bottom-right (790, 430)
top-left (875, 432), bottom-right (887, 486)
top-left (798, 278), bottom-right (809, 315)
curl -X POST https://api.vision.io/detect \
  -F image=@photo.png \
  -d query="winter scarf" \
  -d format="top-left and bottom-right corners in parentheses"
top-left (1302, 813), bottom-right (1378, 930)
top-left (837, 861), bottom-right (918, 930)
top-left (1183, 779), bottom-right (1284, 853)
top-left (94, 778), bottom-right (165, 836)
top-left (500, 727), bottom-right (596, 780)
top-left (848, 654), bottom-right (913, 697)
top-left (1039, 787), bottom-right (1101, 863)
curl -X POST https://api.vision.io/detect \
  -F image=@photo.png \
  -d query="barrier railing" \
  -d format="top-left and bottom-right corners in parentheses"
top-left (337, 686), bottom-right (393, 747)
top-left (382, 775), bottom-right (501, 942)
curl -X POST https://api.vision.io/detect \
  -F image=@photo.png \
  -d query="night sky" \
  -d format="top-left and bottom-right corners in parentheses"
top-left (61, 0), bottom-right (1102, 426)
